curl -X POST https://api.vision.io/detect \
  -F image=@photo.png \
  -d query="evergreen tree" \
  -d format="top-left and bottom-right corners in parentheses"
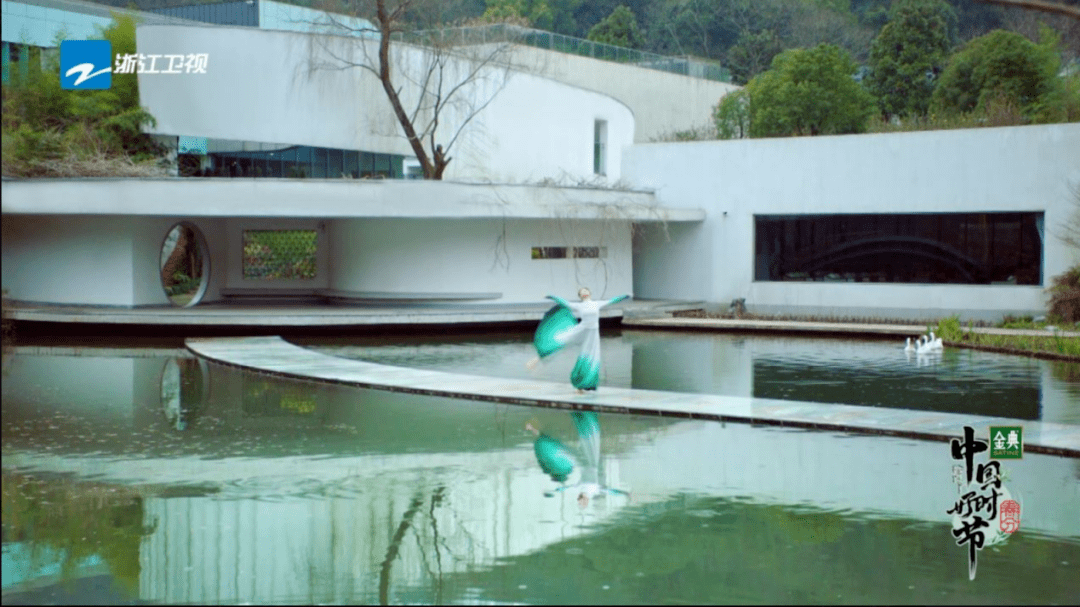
top-left (867, 0), bottom-right (956, 119)
top-left (931, 28), bottom-right (1065, 122)
top-left (587, 5), bottom-right (644, 49)
top-left (745, 43), bottom-right (878, 137)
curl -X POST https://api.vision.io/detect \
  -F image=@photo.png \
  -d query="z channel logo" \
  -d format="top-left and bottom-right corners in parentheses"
top-left (60, 40), bottom-right (112, 90)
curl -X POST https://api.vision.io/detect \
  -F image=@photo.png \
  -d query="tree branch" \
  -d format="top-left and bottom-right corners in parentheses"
top-left (975, 0), bottom-right (1080, 20)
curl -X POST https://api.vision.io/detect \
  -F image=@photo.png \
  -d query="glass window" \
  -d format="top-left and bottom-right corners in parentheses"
top-left (753, 212), bottom-right (1043, 285)
top-left (532, 247), bottom-right (568, 259)
top-left (572, 246), bottom-right (607, 259)
top-left (343, 150), bottom-right (360, 178)
top-left (327, 148), bottom-right (343, 178)
top-left (299, 146), bottom-right (313, 177)
top-left (187, 143), bottom-right (404, 180)
top-left (312, 147), bottom-right (328, 178)
top-left (594, 120), bottom-right (607, 176)
top-left (373, 154), bottom-right (390, 178)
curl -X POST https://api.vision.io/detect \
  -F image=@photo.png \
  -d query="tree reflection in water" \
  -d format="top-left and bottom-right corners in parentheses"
top-left (1, 472), bottom-right (156, 597)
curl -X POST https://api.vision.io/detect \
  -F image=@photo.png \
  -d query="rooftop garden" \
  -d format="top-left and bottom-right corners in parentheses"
top-left (1, 14), bottom-right (169, 178)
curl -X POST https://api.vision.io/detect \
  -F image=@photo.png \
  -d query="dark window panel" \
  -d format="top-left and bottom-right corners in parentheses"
top-left (753, 212), bottom-right (1044, 286)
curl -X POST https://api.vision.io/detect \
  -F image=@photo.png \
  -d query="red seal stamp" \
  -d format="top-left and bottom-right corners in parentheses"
top-left (1000, 499), bottom-right (1020, 533)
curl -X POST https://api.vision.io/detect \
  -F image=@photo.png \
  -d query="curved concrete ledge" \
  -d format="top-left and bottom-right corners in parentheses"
top-left (5, 300), bottom-right (637, 327)
top-left (186, 336), bottom-right (1080, 457)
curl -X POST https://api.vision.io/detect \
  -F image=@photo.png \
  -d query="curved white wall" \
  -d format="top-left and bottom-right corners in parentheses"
top-left (328, 218), bottom-right (633, 304)
top-left (1, 214), bottom-right (226, 306)
top-left (626, 123), bottom-right (1080, 320)
top-left (2, 179), bottom-right (680, 307)
top-left (505, 44), bottom-right (739, 143)
top-left (1, 215), bottom-right (137, 305)
top-left (137, 25), bottom-right (634, 183)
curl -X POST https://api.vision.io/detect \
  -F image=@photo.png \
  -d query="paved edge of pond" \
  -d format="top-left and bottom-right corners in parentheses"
top-left (186, 336), bottom-right (1080, 458)
top-left (622, 316), bottom-right (1080, 339)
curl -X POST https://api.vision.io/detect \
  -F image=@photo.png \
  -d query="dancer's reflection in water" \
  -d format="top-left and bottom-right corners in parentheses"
top-left (526, 411), bottom-right (628, 507)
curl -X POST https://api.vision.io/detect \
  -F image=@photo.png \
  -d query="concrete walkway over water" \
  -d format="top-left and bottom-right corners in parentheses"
top-left (186, 336), bottom-right (1080, 457)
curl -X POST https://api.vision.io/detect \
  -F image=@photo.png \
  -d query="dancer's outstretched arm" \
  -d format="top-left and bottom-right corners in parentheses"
top-left (598, 294), bottom-right (630, 308)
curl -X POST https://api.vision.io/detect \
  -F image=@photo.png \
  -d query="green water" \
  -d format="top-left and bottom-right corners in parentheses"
top-left (2, 334), bottom-right (1078, 604)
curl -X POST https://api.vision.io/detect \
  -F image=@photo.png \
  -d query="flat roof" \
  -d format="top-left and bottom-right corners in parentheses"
top-left (0, 178), bottom-right (705, 221)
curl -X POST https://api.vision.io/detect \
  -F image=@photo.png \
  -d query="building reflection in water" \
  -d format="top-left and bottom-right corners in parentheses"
top-left (2, 344), bottom-right (1078, 603)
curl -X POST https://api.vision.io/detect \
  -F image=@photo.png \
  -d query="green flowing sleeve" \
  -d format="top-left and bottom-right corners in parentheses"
top-left (533, 296), bottom-right (577, 358)
top-left (533, 434), bottom-right (575, 482)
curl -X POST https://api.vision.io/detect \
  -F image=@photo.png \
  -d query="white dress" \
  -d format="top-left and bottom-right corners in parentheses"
top-left (533, 294), bottom-right (629, 390)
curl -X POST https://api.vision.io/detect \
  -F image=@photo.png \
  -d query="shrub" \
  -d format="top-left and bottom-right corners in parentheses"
top-left (1048, 266), bottom-right (1080, 324)
top-left (1, 13), bottom-right (165, 177)
top-left (931, 28), bottom-right (1065, 124)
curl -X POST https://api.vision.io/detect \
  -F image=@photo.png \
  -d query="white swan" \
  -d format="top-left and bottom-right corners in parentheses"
top-left (914, 332), bottom-right (943, 355)
top-left (927, 331), bottom-right (944, 351)
top-left (915, 335), bottom-right (935, 355)
top-left (904, 337), bottom-right (916, 352)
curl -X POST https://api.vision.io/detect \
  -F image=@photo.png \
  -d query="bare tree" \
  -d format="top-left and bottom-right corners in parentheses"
top-left (975, 0), bottom-right (1080, 20)
top-left (311, 0), bottom-right (519, 179)
top-left (1059, 182), bottom-right (1080, 252)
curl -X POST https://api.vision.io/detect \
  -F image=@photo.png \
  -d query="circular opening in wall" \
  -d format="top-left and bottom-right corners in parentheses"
top-left (160, 222), bottom-right (210, 307)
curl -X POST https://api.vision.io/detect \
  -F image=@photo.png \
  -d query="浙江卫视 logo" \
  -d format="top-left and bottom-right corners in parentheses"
top-left (60, 40), bottom-right (112, 90)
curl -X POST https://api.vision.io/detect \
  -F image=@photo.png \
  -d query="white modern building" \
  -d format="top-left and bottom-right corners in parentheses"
top-left (1, 0), bottom-right (1078, 320)
top-left (628, 124), bottom-right (1080, 320)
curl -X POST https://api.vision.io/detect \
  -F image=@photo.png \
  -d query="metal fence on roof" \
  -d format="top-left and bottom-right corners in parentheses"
top-left (394, 23), bottom-right (730, 83)
top-left (148, 0), bottom-right (258, 27)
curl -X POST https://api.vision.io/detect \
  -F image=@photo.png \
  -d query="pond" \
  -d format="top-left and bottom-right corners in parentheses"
top-left (2, 331), bottom-right (1079, 605)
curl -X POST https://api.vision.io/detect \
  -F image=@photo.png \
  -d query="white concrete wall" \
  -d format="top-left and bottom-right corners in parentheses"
top-left (0, 215), bottom-right (226, 307)
top-left (1, 215), bottom-right (137, 305)
top-left (136, 24), bottom-right (634, 183)
top-left (328, 217), bottom-right (633, 303)
top-left (1, 180), bottom-right (687, 307)
top-left (505, 44), bottom-right (739, 143)
top-left (625, 123), bottom-right (1080, 320)
top-left (632, 220), bottom-right (712, 301)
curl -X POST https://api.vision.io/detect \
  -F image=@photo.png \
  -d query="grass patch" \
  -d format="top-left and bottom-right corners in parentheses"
top-left (935, 315), bottom-right (1080, 359)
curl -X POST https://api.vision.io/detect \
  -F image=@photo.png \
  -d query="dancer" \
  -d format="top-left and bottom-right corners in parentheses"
top-left (527, 287), bottom-right (629, 392)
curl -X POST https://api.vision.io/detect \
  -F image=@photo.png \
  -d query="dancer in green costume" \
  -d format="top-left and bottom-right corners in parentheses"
top-left (528, 287), bottom-right (629, 392)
